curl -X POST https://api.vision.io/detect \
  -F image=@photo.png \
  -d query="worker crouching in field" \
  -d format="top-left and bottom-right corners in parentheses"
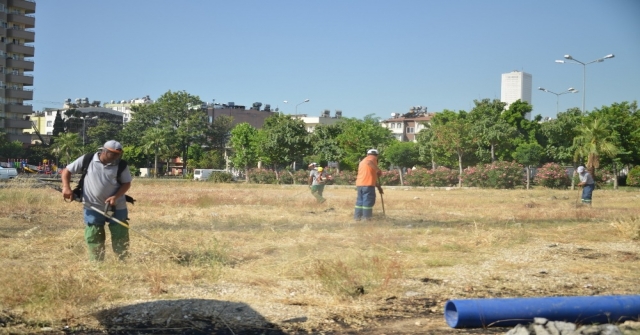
top-left (354, 149), bottom-right (383, 221)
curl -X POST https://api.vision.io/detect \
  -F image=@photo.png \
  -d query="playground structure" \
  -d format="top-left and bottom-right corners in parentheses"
top-left (2, 159), bottom-right (58, 175)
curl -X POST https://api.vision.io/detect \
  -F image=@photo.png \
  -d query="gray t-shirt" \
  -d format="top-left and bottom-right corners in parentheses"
top-left (310, 169), bottom-right (326, 186)
top-left (579, 171), bottom-right (594, 185)
top-left (66, 153), bottom-right (133, 210)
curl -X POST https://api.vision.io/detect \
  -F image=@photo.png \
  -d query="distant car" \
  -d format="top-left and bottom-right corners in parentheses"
top-left (0, 167), bottom-right (18, 180)
top-left (193, 169), bottom-right (226, 181)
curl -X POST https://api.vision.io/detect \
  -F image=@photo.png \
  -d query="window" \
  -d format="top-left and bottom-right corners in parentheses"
top-left (46, 111), bottom-right (52, 116)
top-left (396, 123), bottom-right (402, 128)
top-left (46, 121), bottom-right (52, 127)
top-left (407, 127), bottom-right (414, 134)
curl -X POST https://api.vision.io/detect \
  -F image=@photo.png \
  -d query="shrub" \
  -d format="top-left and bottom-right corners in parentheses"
top-left (208, 172), bottom-right (234, 183)
top-left (461, 161), bottom-right (524, 188)
top-left (247, 168), bottom-right (277, 184)
top-left (627, 166), bottom-right (640, 187)
top-left (482, 161), bottom-right (524, 189)
top-left (404, 167), bottom-right (458, 187)
top-left (461, 166), bottom-right (486, 187)
top-left (534, 163), bottom-right (571, 189)
top-left (332, 170), bottom-right (357, 185)
top-left (379, 169), bottom-right (401, 186)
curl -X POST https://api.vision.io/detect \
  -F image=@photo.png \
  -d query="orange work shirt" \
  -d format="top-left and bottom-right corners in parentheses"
top-left (355, 155), bottom-right (382, 187)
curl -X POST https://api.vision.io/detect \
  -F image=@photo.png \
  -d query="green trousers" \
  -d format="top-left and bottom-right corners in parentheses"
top-left (84, 208), bottom-right (130, 261)
top-left (85, 224), bottom-right (129, 261)
top-left (311, 184), bottom-right (326, 203)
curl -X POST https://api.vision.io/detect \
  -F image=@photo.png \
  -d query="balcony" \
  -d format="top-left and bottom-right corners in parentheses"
top-left (5, 103), bottom-right (32, 114)
top-left (6, 73), bottom-right (33, 85)
top-left (7, 13), bottom-right (35, 28)
top-left (5, 117), bottom-right (32, 128)
top-left (6, 57), bottom-right (33, 71)
top-left (7, 132), bottom-right (31, 144)
top-left (7, 43), bottom-right (34, 57)
top-left (8, 0), bottom-right (36, 14)
top-left (5, 86), bottom-right (33, 100)
top-left (7, 28), bottom-right (35, 42)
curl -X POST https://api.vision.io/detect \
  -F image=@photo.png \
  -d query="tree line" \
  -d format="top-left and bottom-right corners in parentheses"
top-left (1, 90), bottom-right (638, 186)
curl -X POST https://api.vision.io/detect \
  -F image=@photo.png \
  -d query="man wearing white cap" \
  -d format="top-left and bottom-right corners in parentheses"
top-left (354, 149), bottom-right (383, 221)
top-left (576, 166), bottom-right (595, 206)
top-left (61, 140), bottom-right (133, 261)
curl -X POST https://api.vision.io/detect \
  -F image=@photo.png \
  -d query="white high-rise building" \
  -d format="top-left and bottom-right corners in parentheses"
top-left (501, 71), bottom-right (532, 119)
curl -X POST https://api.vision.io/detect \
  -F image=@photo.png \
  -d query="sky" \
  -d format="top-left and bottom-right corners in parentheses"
top-left (31, 1), bottom-right (640, 121)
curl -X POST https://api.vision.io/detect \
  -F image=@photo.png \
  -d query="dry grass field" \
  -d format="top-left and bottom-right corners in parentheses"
top-left (1, 177), bottom-right (639, 334)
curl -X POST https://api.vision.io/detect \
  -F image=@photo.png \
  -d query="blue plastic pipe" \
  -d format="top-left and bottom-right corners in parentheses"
top-left (444, 295), bottom-right (640, 328)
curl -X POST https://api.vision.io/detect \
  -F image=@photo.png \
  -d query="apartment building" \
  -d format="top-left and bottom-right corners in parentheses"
top-left (296, 109), bottom-right (343, 132)
top-left (380, 106), bottom-right (434, 142)
top-left (0, 0), bottom-right (35, 144)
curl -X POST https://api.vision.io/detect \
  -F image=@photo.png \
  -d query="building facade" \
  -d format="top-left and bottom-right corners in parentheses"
top-left (103, 95), bottom-right (153, 123)
top-left (501, 70), bottom-right (532, 119)
top-left (0, 0), bottom-right (35, 144)
top-left (380, 106), bottom-right (433, 142)
top-left (296, 109), bottom-right (343, 132)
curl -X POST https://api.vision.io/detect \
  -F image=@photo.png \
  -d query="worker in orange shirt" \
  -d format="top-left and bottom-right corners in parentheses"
top-left (354, 149), bottom-right (383, 221)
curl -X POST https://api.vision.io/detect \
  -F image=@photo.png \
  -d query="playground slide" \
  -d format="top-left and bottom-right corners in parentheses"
top-left (24, 166), bottom-right (38, 173)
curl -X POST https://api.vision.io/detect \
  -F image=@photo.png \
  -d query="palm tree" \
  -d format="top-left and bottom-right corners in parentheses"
top-left (573, 118), bottom-right (619, 180)
top-left (141, 128), bottom-right (171, 178)
top-left (51, 133), bottom-right (82, 166)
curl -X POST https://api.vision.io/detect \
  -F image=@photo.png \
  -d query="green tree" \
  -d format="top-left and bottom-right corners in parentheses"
top-left (469, 99), bottom-right (517, 163)
top-left (229, 122), bottom-right (259, 182)
top-left (141, 128), bottom-right (171, 178)
top-left (207, 115), bottom-right (233, 152)
top-left (51, 132), bottom-right (82, 166)
top-left (588, 101), bottom-right (640, 187)
top-left (385, 140), bottom-right (419, 186)
top-left (309, 123), bottom-right (344, 171)
top-left (539, 108), bottom-right (583, 165)
top-left (335, 115), bottom-right (394, 171)
top-left (573, 118), bottom-right (620, 181)
top-left (431, 110), bottom-right (475, 187)
top-left (501, 100), bottom-right (542, 148)
top-left (256, 113), bottom-right (310, 179)
top-left (512, 142), bottom-right (544, 189)
top-left (125, 91), bottom-right (208, 177)
top-left (87, 119), bottom-right (123, 152)
top-left (52, 110), bottom-right (65, 138)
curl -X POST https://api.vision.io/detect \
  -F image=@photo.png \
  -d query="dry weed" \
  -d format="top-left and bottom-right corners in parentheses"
top-left (1, 179), bottom-right (639, 333)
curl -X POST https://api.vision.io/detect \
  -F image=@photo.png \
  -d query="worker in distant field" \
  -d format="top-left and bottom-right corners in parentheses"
top-left (354, 149), bottom-right (383, 221)
top-left (576, 166), bottom-right (595, 206)
top-left (308, 163), bottom-right (326, 203)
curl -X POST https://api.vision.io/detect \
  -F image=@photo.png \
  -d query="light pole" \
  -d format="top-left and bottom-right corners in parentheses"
top-left (70, 115), bottom-right (98, 150)
top-left (555, 53), bottom-right (614, 113)
top-left (537, 87), bottom-right (579, 114)
top-left (295, 99), bottom-right (310, 116)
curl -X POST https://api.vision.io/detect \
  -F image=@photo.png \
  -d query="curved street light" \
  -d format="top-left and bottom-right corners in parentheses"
top-left (295, 99), bottom-right (310, 116)
top-left (555, 53), bottom-right (615, 113)
top-left (538, 87), bottom-right (579, 114)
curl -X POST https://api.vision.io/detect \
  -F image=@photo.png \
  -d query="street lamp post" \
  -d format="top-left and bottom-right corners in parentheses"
top-left (295, 99), bottom-right (310, 116)
top-left (537, 87), bottom-right (579, 114)
top-left (70, 115), bottom-right (98, 151)
top-left (555, 53), bottom-right (615, 113)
